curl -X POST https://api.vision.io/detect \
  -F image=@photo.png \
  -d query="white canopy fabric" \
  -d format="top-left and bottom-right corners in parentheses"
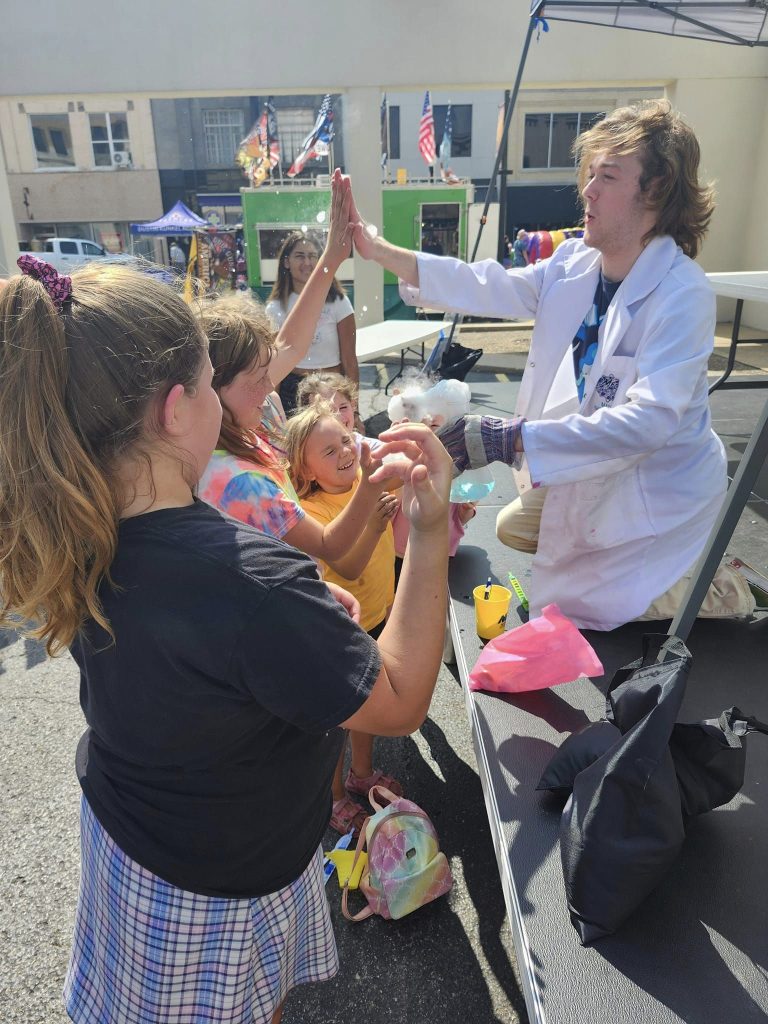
top-left (531, 0), bottom-right (768, 46)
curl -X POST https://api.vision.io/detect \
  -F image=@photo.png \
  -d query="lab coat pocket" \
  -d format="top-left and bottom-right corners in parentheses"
top-left (585, 355), bottom-right (635, 412)
top-left (563, 465), bottom-right (654, 552)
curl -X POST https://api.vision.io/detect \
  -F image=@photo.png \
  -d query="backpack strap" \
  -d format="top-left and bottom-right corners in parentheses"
top-left (368, 784), bottom-right (400, 812)
top-left (341, 816), bottom-right (374, 922)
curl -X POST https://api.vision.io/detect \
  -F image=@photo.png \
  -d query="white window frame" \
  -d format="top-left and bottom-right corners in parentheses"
top-left (203, 109), bottom-right (245, 166)
top-left (89, 112), bottom-right (131, 168)
top-left (523, 111), bottom-right (601, 171)
top-left (277, 108), bottom-right (315, 168)
top-left (30, 114), bottom-right (76, 171)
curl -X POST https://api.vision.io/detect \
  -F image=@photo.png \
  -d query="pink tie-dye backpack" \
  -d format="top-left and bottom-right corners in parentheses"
top-left (341, 785), bottom-right (453, 922)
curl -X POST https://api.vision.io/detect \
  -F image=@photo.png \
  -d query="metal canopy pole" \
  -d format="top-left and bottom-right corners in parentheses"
top-left (444, 7), bottom-right (542, 348)
top-left (668, 397), bottom-right (768, 643)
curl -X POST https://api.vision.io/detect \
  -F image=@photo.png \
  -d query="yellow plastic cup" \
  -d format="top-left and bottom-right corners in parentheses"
top-left (473, 584), bottom-right (512, 640)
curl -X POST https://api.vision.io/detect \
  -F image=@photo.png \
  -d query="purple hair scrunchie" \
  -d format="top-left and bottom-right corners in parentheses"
top-left (17, 253), bottom-right (73, 311)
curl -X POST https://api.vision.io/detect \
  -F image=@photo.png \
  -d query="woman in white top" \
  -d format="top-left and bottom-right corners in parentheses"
top-left (266, 230), bottom-right (358, 416)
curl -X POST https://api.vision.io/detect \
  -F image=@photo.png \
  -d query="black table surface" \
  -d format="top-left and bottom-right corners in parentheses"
top-left (448, 507), bottom-right (768, 1024)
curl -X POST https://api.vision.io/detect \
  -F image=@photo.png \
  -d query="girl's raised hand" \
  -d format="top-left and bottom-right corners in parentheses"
top-left (324, 169), bottom-right (353, 271)
top-left (369, 423), bottom-right (452, 533)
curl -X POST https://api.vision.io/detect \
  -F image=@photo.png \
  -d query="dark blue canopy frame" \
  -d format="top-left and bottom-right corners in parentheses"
top-left (531, 0), bottom-right (768, 48)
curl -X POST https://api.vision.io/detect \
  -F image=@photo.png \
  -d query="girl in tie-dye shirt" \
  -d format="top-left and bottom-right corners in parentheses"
top-left (195, 222), bottom-right (387, 569)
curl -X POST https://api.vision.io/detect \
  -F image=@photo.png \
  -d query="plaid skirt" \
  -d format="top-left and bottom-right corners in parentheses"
top-left (64, 797), bottom-right (338, 1024)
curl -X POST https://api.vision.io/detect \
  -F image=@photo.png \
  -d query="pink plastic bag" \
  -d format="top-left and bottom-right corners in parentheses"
top-left (468, 603), bottom-right (604, 694)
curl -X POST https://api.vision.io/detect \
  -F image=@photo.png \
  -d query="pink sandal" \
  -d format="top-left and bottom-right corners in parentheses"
top-left (330, 796), bottom-right (367, 838)
top-left (345, 768), bottom-right (404, 801)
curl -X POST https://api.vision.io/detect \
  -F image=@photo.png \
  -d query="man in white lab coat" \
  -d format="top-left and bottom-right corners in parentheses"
top-left (350, 100), bottom-right (753, 630)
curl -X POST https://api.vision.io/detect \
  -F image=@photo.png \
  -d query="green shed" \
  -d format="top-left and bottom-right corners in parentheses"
top-left (240, 179), bottom-right (475, 319)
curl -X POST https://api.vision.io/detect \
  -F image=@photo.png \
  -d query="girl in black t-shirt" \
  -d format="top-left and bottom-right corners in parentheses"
top-left (0, 172), bottom-right (453, 1024)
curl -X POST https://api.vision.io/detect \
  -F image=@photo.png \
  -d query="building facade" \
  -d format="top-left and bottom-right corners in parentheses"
top-left (0, 0), bottom-right (766, 326)
top-left (0, 92), bottom-right (163, 254)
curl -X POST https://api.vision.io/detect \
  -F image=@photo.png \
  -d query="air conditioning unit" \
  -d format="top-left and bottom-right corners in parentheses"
top-left (112, 151), bottom-right (132, 168)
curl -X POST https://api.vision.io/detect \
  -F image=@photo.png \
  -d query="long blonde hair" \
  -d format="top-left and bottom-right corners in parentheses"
top-left (296, 371), bottom-right (358, 412)
top-left (0, 264), bottom-right (207, 654)
top-left (283, 401), bottom-right (340, 499)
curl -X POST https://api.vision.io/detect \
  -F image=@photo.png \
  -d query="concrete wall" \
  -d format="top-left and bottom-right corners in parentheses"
top-left (1, 1), bottom-right (763, 95)
top-left (0, 1), bottom-right (765, 319)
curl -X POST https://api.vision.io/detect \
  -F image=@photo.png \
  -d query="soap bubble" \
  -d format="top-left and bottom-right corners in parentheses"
top-left (364, 224), bottom-right (378, 240)
top-left (323, 267), bottom-right (329, 273)
top-left (301, 224), bottom-right (308, 233)
top-left (362, 305), bottom-right (368, 312)
top-left (316, 211), bottom-right (326, 223)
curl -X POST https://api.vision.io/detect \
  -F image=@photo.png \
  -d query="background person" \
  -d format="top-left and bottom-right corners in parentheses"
top-left (266, 230), bottom-right (358, 417)
top-left (511, 229), bottom-right (529, 268)
top-left (347, 100), bottom-right (754, 631)
top-left (0, 247), bottom-right (451, 1024)
top-left (169, 238), bottom-right (186, 274)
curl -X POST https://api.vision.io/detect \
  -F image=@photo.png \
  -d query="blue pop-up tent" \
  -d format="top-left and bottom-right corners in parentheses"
top-left (130, 200), bottom-right (207, 236)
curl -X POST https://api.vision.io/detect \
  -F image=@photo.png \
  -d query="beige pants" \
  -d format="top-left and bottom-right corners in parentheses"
top-left (495, 487), bottom-right (755, 620)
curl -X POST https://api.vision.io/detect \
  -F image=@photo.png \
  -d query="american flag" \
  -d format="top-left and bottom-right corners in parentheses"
top-left (418, 90), bottom-right (436, 166)
top-left (288, 94), bottom-right (334, 177)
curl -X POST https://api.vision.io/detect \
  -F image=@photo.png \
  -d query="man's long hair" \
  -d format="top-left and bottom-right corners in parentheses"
top-left (574, 99), bottom-right (715, 258)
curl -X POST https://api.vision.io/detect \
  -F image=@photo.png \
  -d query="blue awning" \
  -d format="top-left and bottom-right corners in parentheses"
top-left (130, 200), bottom-right (208, 236)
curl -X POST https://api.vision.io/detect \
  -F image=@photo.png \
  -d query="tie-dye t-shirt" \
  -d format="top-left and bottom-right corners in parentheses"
top-left (199, 435), bottom-right (304, 540)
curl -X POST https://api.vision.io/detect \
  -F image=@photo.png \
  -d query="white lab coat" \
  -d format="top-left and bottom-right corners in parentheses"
top-left (401, 236), bottom-right (726, 630)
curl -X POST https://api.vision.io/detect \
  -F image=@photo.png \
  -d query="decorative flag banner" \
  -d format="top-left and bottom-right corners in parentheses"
top-left (418, 90), bottom-right (436, 166)
top-left (265, 98), bottom-right (281, 168)
top-left (236, 101), bottom-right (281, 189)
top-left (288, 94), bottom-right (335, 177)
top-left (380, 93), bottom-right (389, 168)
top-left (439, 102), bottom-right (452, 165)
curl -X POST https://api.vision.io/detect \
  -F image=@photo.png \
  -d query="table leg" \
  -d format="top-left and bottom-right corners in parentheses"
top-left (708, 300), bottom-right (744, 394)
top-left (384, 342), bottom-right (427, 393)
top-left (668, 396), bottom-right (768, 643)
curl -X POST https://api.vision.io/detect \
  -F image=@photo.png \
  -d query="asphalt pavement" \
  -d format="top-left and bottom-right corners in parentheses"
top-left (0, 364), bottom-right (529, 1024)
top-left (3, 348), bottom-right (767, 1024)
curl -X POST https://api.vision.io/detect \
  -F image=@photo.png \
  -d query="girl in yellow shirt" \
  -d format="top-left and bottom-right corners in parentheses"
top-left (285, 403), bottom-right (402, 835)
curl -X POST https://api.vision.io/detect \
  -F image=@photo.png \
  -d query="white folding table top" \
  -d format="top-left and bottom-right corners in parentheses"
top-left (355, 320), bottom-right (444, 362)
top-left (707, 271), bottom-right (768, 303)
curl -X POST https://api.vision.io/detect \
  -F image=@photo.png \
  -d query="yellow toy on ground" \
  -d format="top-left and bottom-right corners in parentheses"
top-left (325, 849), bottom-right (368, 890)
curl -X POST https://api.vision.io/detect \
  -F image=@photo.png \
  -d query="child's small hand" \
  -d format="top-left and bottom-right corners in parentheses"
top-left (371, 492), bottom-right (399, 532)
top-left (370, 423), bottom-right (452, 534)
top-left (457, 501), bottom-right (477, 525)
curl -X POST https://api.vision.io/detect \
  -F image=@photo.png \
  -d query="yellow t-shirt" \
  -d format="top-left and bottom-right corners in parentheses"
top-left (300, 479), bottom-right (395, 633)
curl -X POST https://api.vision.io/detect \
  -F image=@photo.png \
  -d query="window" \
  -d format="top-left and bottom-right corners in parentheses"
top-left (203, 109), bottom-right (245, 166)
top-left (523, 111), bottom-right (604, 169)
top-left (30, 114), bottom-right (75, 168)
top-left (58, 241), bottom-right (78, 255)
top-left (434, 104), bottom-right (472, 158)
top-left (386, 105), bottom-right (400, 160)
top-left (90, 113), bottom-right (130, 167)
top-left (82, 241), bottom-right (105, 256)
top-left (257, 225), bottom-right (329, 261)
top-left (278, 108), bottom-right (316, 169)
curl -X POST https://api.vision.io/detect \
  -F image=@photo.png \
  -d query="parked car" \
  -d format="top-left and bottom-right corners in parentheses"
top-left (31, 240), bottom-right (175, 284)
top-left (34, 238), bottom-right (110, 272)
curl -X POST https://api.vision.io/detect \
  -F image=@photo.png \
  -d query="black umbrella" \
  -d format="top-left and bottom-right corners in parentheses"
top-left (538, 636), bottom-right (768, 944)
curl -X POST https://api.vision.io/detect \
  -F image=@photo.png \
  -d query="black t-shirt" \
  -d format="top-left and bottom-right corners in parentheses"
top-left (70, 500), bottom-right (380, 898)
